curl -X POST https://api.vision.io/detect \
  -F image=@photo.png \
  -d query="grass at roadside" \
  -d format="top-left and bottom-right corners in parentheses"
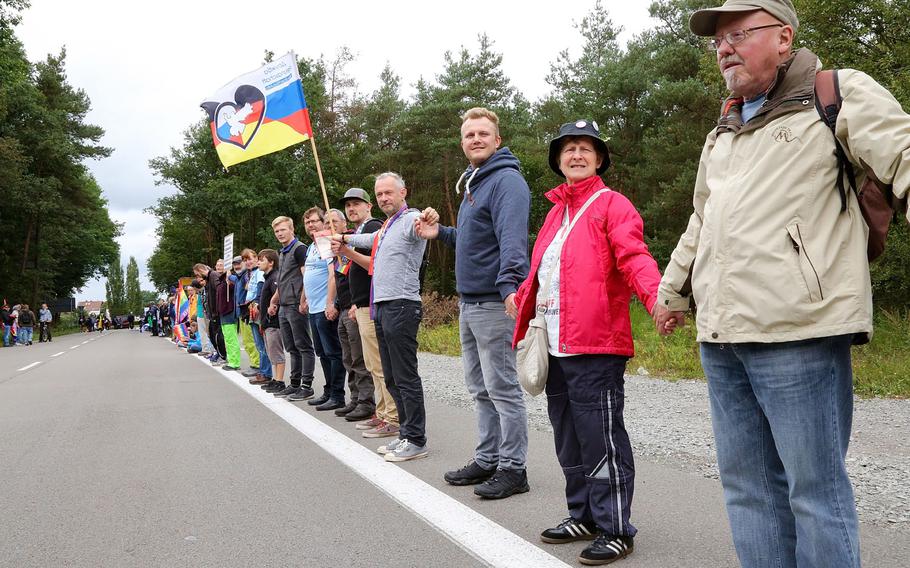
top-left (417, 300), bottom-right (910, 398)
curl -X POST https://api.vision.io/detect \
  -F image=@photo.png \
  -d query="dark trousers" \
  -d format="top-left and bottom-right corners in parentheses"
top-left (209, 317), bottom-right (226, 359)
top-left (39, 322), bottom-right (51, 342)
top-left (278, 306), bottom-right (315, 387)
top-left (546, 354), bottom-right (636, 537)
top-left (309, 311), bottom-right (345, 401)
top-left (373, 300), bottom-right (425, 447)
top-left (338, 308), bottom-right (374, 407)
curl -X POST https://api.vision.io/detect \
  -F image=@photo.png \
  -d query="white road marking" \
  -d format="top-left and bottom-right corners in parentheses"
top-left (194, 356), bottom-right (570, 568)
top-left (81, 340), bottom-right (89, 345)
top-left (18, 362), bottom-right (41, 371)
top-left (51, 352), bottom-right (65, 358)
top-left (70, 345), bottom-right (79, 350)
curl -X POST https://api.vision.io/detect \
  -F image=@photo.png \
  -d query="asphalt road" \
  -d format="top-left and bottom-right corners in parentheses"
top-left (1, 330), bottom-right (906, 567)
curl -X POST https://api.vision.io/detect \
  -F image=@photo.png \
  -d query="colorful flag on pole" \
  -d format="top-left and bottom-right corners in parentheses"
top-left (175, 285), bottom-right (190, 325)
top-left (174, 323), bottom-right (189, 344)
top-left (200, 52), bottom-right (313, 168)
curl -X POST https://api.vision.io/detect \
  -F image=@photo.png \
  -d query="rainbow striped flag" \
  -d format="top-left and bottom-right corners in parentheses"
top-left (175, 285), bottom-right (190, 324)
top-left (201, 52), bottom-right (313, 168)
top-left (174, 323), bottom-right (189, 343)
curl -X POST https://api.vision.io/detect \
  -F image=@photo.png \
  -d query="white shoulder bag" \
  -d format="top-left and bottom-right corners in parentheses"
top-left (517, 189), bottom-right (608, 396)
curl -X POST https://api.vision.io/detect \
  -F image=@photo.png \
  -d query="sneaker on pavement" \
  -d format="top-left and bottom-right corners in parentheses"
top-left (362, 421), bottom-right (400, 439)
top-left (274, 385), bottom-right (299, 398)
top-left (474, 468), bottom-right (530, 499)
top-left (334, 401), bottom-right (358, 416)
top-left (316, 398), bottom-right (345, 411)
top-left (540, 518), bottom-right (598, 544)
top-left (384, 439), bottom-right (429, 462)
top-left (444, 460), bottom-right (497, 486)
top-left (241, 369), bottom-right (259, 377)
top-left (344, 404), bottom-right (375, 422)
top-left (578, 534), bottom-right (633, 565)
top-left (376, 437), bottom-right (402, 455)
top-left (263, 380), bottom-right (284, 391)
top-left (355, 416), bottom-right (382, 430)
top-left (287, 387), bottom-right (315, 402)
top-left (212, 361), bottom-right (225, 367)
top-left (307, 394), bottom-right (330, 406)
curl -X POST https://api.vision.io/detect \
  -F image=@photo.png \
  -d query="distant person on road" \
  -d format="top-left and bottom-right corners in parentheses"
top-left (1, 301), bottom-right (13, 347)
top-left (127, 312), bottom-right (135, 330)
top-left (512, 120), bottom-right (662, 565)
top-left (38, 303), bottom-right (52, 342)
top-left (655, 2), bottom-right (910, 566)
top-left (416, 107), bottom-right (532, 500)
top-left (17, 304), bottom-right (35, 345)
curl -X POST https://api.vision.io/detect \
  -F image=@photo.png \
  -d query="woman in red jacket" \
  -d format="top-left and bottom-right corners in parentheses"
top-left (513, 121), bottom-right (662, 566)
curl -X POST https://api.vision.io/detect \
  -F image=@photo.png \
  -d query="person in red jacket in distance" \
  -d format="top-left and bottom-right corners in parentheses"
top-left (512, 120), bottom-right (663, 566)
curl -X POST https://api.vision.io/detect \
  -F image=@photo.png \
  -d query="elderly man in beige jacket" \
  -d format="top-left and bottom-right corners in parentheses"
top-left (654, 1), bottom-right (910, 567)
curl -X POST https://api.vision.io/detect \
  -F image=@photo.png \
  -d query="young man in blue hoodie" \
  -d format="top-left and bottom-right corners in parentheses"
top-left (416, 107), bottom-right (531, 499)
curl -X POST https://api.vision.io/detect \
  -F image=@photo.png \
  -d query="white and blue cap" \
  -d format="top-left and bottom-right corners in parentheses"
top-left (548, 120), bottom-right (611, 178)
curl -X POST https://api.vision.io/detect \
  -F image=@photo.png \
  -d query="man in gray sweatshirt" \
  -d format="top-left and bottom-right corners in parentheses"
top-left (333, 172), bottom-right (429, 462)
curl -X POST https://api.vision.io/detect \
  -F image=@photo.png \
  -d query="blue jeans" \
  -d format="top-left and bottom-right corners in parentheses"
top-left (18, 327), bottom-right (33, 344)
top-left (3, 324), bottom-right (10, 346)
top-left (700, 335), bottom-right (860, 568)
top-left (309, 311), bottom-right (345, 401)
top-left (251, 323), bottom-right (271, 378)
top-left (459, 301), bottom-right (528, 471)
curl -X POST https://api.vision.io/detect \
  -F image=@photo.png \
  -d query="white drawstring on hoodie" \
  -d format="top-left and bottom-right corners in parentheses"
top-left (454, 167), bottom-right (481, 199)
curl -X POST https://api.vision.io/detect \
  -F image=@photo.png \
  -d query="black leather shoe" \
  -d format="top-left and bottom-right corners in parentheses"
top-left (307, 394), bottom-right (330, 406)
top-left (316, 399), bottom-right (345, 411)
top-left (444, 460), bottom-right (496, 486)
top-left (540, 518), bottom-right (597, 544)
top-left (578, 534), bottom-right (633, 565)
top-left (474, 468), bottom-right (529, 499)
top-left (334, 401), bottom-right (358, 416)
top-left (344, 404), bottom-right (375, 422)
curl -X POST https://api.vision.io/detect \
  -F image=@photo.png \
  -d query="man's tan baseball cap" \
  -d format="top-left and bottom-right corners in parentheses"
top-left (689, 0), bottom-right (799, 37)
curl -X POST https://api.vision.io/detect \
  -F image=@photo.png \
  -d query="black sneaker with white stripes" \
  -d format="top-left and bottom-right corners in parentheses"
top-left (540, 517), bottom-right (597, 544)
top-left (578, 534), bottom-right (633, 565)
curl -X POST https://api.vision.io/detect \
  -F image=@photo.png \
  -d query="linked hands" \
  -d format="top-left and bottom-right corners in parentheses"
top-left (414, 207), bottom-right (440, 240)
top-left (652, 304), bottom-right (686, 336)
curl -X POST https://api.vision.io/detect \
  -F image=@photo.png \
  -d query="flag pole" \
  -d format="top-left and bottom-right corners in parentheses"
top-left (309, 137), bottom-right (331, 213)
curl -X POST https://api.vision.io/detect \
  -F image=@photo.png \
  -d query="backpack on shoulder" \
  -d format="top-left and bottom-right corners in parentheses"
top-left (815, 69), bottom-right (906, 261)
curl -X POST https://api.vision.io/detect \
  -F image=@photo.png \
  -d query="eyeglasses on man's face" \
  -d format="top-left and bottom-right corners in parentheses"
top-left (708, 24), bottom-right (784, 50)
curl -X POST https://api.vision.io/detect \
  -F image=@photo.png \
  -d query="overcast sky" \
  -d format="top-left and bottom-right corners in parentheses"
top-left (18, 0), bottom-right (654, 301)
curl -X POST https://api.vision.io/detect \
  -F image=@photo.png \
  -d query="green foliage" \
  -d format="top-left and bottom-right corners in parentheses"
top-left (125, 257), bottom-right (142, 315)
top-left (0, 7), bottom-right (119, 306)
top-left (105, 250), bottom-right (127, 315)
top-left (144, 0), bottom-right (910, 317)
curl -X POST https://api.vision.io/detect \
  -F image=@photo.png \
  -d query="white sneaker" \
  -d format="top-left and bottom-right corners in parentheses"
top-left (384, 439), bottom-right (429, 462)
top-left (377, 438), bottom-right (402, 455)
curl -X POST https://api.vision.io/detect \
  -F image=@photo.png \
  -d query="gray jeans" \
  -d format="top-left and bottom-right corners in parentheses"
top-left (278, 305), bottom-right (315, 386)
top-left (338, 308), bottom-right (374, 407)
top-left (459, 301), bottom-right (528, 471)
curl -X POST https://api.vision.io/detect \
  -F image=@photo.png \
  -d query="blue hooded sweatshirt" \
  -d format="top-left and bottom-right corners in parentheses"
top-left (438, 147), bottom-right (530, 302)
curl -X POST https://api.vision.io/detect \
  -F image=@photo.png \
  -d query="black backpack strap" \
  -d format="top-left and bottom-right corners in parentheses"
top-left (815, 69), bottom-right (857, 212)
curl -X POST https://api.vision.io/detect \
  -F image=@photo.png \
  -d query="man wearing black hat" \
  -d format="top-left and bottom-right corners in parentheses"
top-left (416, 107), bottom-right (531, 499)
top-left (656, 1), bottom-right (910, 566)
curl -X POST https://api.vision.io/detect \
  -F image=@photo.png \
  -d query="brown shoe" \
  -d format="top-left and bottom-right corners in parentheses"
top-left (249, 374), bottom-right (270, 385)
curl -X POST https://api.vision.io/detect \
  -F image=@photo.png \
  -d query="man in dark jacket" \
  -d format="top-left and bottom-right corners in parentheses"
top-left (1, 301), bottom-right (14, 347)
top-left (417, 107), bottom-right (531, 499)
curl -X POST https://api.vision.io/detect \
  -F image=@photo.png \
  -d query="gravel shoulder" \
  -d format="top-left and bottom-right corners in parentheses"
top-left (418, 352), bottom-right (910, 532)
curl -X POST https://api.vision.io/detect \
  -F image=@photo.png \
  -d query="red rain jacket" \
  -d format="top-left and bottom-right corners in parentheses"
top-left (512, 175), bottom-right (661, 357)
